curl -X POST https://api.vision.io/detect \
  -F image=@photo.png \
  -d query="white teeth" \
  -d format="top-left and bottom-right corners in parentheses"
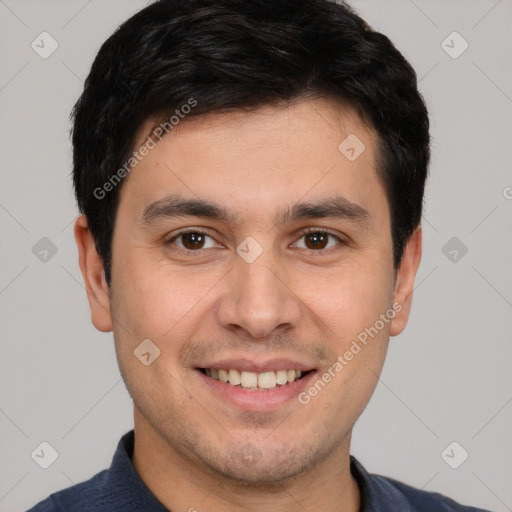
top-left (276, 369), bottom-right (288, 385)
top-left (204, 368), bottom-right (306, 389)
top-left (240, 371), bottom-right (258, 388)
top-left (228, 368), bottom-right (241, 385)
top-left (258, 371), bottom-right (277, 389)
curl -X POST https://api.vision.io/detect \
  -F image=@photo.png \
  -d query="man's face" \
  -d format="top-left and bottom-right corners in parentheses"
top-left (101, 98), bottom-right (405, 482)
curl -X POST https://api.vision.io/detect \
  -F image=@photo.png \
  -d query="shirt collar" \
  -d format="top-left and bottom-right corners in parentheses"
top-left (350, 455), bottom-right (417, 512)
top-left (107, 430), bottom-right (169, 511)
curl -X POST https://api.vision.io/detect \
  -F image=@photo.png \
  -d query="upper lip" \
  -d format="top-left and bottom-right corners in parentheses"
top-left (196, 358), bottom-right (316, 373)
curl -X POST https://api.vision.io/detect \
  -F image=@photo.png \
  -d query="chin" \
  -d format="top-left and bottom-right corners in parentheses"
top-left (192, 439), bottom-right (324, 486)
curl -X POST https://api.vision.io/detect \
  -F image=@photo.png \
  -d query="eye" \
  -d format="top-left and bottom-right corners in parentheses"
top-left (292, 229), bottom-right (344, 251)
top-left (166, 230), bottom-right (221, 251)
top-left (165, 228), bottom-right (345, 254)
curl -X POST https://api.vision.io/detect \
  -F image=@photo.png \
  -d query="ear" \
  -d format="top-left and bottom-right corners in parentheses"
top-left (74, 214), bottom-right (113, 332)
top-left (390, 226), bottom-right (422, 336)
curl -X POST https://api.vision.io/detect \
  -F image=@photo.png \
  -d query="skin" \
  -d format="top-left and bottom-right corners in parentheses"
top-left (75, 97), bottom-right (422, 512)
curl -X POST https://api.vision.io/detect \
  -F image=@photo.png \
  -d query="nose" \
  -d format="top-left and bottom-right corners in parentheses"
top-left (216, 249), bottom-right (303, 339)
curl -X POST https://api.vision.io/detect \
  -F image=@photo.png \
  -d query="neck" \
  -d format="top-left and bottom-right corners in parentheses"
top-left (131, 411), bottom-right (360, 512)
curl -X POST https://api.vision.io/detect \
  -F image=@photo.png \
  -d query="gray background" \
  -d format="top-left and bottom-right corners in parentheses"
top-left (0, 0), bottom-right (511, 511)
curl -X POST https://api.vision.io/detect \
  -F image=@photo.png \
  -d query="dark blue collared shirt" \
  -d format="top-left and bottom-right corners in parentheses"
top-left (26, 430), bottom-right (491, 511)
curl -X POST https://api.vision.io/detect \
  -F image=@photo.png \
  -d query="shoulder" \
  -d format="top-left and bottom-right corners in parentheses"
top-left (25, 430), bottom-right (168, 512)
top-left (25, 497), bottom-right (54, 512)
top-left (371, 473), bottom-right (491, 511)
top-left (25, 469), bottom-right (110, 512)
top-left (351, 456), bottom-right (492, 512)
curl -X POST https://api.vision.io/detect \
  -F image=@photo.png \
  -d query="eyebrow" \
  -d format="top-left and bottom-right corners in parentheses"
top-left (141, 193), bottom-right (369, 227)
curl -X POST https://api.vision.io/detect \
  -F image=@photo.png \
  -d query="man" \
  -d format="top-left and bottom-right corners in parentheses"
top-left (27, 0), bottom-right (491, 510)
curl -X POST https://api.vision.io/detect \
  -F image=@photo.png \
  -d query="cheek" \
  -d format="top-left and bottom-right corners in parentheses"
top-left (112, 249), bottom-right (213, 337)
top-left (304, 261), bottom-right (394, 339)
top-left (109, 253), bottom-right (228, 387)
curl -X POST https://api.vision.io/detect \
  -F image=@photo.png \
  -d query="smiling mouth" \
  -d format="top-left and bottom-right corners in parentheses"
top-left (198, 368), bottom-right (311, 391)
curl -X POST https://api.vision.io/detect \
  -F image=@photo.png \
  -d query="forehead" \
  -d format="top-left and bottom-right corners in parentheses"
top-left (119, 97), bottom-right (386, 225)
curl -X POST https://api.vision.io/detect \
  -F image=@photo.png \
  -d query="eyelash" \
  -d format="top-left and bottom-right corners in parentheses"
top-left (164, 227), bottom-right (346, 255)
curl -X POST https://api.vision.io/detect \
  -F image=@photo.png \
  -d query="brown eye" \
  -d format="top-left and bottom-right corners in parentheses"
top-left (292, 230), bottom-right (343, 252)
top-left (180, 232), bottom-right (206, 250)
top-left (167, 230), bottom-right (219, 251)
top-left (303, 232), bottom-right (329, 250)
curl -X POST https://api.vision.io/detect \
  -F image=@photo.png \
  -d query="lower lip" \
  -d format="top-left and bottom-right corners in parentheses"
top-left (195, 369), bottom-right (317, 411)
